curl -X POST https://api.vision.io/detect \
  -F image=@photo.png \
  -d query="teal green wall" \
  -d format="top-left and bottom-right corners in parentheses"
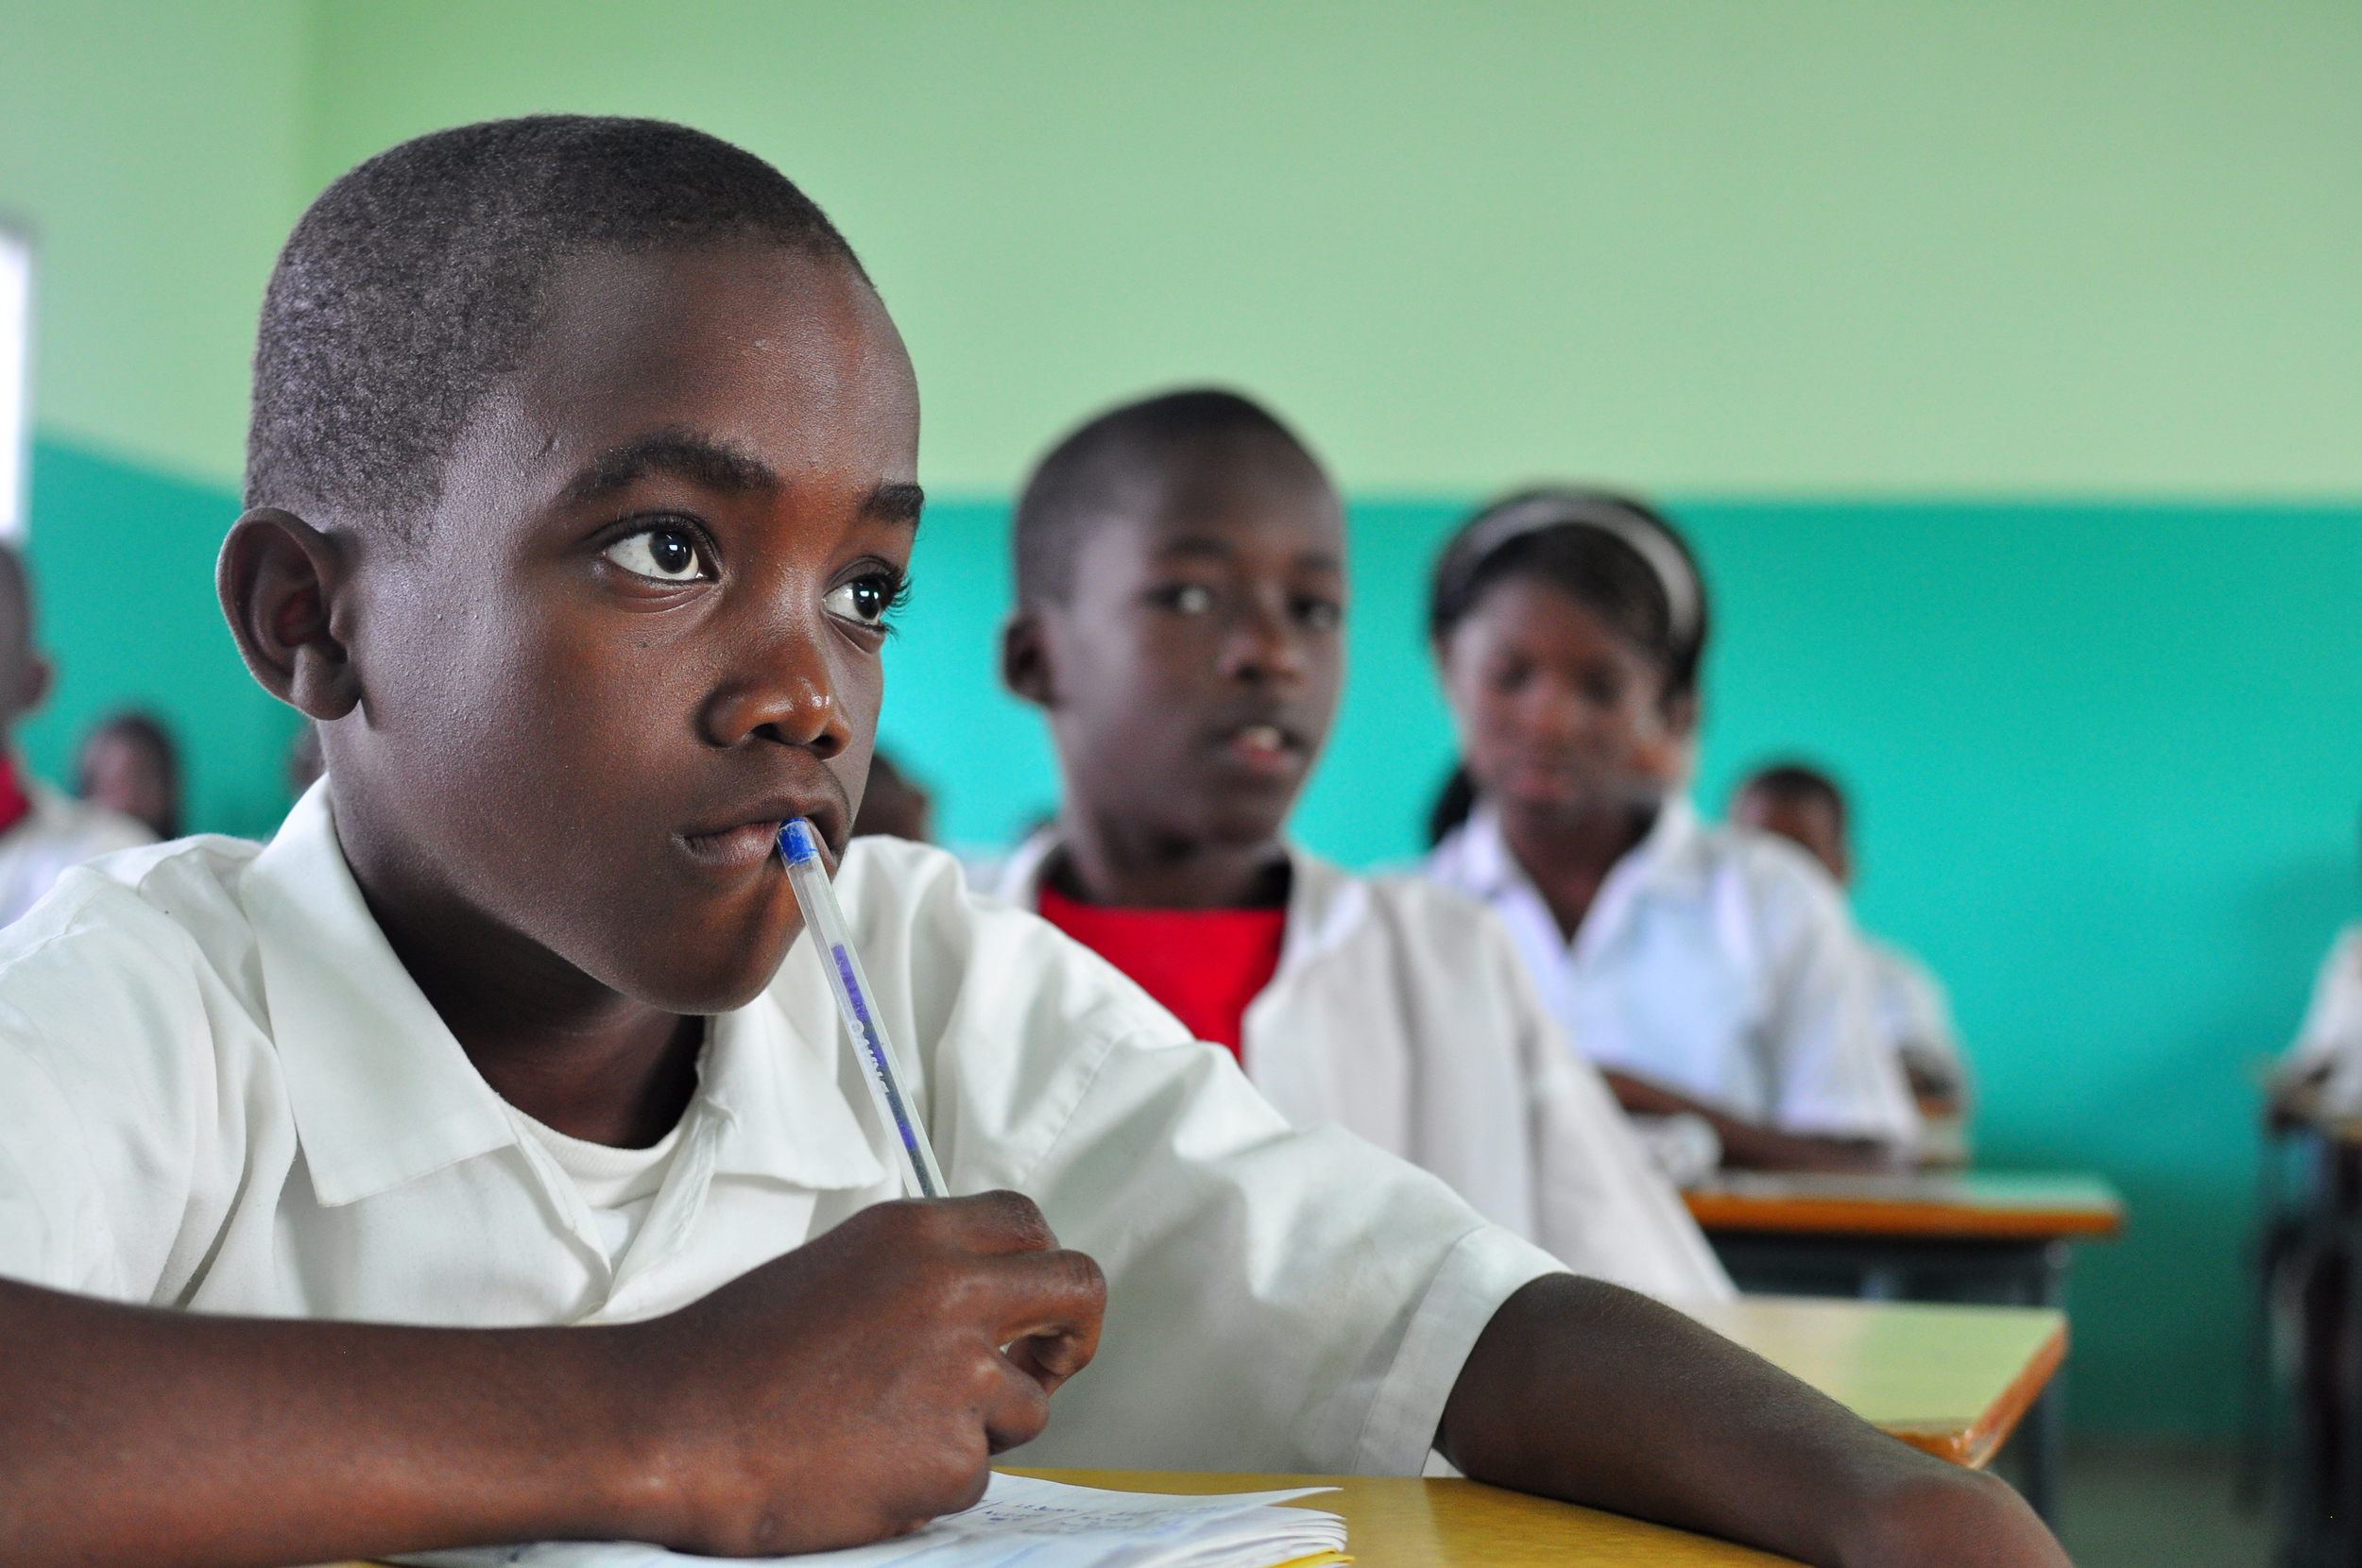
top-left (15, 439), bottom-right (297, 837)
top-left (7, 1), bottom-right (2362, 1442)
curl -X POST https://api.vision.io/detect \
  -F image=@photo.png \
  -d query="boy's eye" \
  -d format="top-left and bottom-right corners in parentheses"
top-left (1296, 597), bottom-right (1343, 633)
top-left (604, 528), bottom-right (709, 583)
top-left (1156, 584), bottom-right (1216, 616)
top-left (824, 575), bottom-right (901, 628)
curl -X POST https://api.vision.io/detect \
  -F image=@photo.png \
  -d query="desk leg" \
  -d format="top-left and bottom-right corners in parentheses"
top-left (2011, 1240), bottom-right (2072, 1526)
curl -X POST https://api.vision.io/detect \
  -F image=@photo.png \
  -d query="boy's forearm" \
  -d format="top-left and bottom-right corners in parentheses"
top-left (1439, 1275), bottom-right (2067, 1568)
top-left (1602, 1070), bottom-right (1899, 1173)
top-left (0, 1276), bottom-right (661, 1568)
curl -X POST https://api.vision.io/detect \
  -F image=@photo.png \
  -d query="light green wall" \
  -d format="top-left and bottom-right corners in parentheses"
top-left (0, 0), bottom-right (307, 486)
top-left (5, 2), bottom-right (2362, 1443)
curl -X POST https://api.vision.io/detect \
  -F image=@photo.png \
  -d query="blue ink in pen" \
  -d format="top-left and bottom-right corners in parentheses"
top-left (779, 818), bottom-right (947, 1199)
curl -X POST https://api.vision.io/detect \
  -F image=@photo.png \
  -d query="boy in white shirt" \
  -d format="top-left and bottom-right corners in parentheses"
top-left (994, 388), bottom-right (1727, 1301)
top-left (0, 549), bottom-right (154, 924)
top-left (1730, 761), bottom-right (1973, 1162)
top-left (0, 117), bottom-right (2058, 1567)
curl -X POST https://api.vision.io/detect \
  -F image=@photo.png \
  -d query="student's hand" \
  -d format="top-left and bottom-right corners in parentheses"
top-left (617, 1190), bottom-right (1105, 1557)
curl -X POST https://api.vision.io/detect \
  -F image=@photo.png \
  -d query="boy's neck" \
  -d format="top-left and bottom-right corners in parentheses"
top-left (343, 823), bottom-right (705, 1150)
top-left (1048, 810), bottom-right (1292, 912)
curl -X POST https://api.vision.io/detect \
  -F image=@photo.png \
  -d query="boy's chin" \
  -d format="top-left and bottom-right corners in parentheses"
top-left (605, 935), bottom-right (796, 1018)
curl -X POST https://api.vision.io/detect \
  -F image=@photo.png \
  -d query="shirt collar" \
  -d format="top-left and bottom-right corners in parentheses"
top-left (242, 783), bottom-right (520, 1207)
top-left (992, 826), bottom-right (1361, 973)
top-left (1432, 794), bottom-right (1707, 956)
top-left (245, 782), bottom-right (884, 1208)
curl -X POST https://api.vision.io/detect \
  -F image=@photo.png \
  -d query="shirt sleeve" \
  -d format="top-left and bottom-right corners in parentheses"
top-left (1751, 857), bottom-right (1922, 1147)
top-left (864, 844), bottom-right (1568, 1476)
top-left (1499, 924), bottom-right (1737, 1302)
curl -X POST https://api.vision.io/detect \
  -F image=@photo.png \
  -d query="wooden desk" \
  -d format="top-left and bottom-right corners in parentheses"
top-left (1686, 1295), bottom-right (2066, 1468)
top-left (1006, 1471), bottom-right (1803, 1567)
top-left (1685, 1168), bottom-right (2119, 1523)
top-left (1684, 1171), bottom-right (2124, 1241)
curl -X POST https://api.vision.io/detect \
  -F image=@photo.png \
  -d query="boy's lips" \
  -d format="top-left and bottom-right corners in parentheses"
top-left (677, 821), bottom-right (789, 869)
top-left (677, 797), bottom-right (846, 870)
top-left (1221, 722), bottom-right (1305, 777)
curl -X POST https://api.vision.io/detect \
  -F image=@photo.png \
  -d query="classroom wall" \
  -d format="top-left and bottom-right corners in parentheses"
top-left (4, 0), bottom-right (2359, 1441)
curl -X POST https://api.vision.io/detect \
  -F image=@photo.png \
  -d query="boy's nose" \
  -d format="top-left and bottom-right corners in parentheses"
top-left (1216, 594), bottom-right (1307, 685)
top-left (700, 627), bottom-right (854, 758)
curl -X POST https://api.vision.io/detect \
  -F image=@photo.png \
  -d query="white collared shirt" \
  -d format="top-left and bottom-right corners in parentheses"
top-left (993, 835), bottom-right (1731, 1303)
top-left (0, 786), bottom-right (1564, 1475)
top-left (2286, 924), bottom-right (2362, 1116)
top-left (1427, 800), bottom-right (1919, 1148)
top-left (0, 774), bottom-right (153, 928)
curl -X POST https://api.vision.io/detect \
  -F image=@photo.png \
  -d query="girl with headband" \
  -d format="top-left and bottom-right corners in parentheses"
top-left (1423, 489), bottom-right (1919, 1173)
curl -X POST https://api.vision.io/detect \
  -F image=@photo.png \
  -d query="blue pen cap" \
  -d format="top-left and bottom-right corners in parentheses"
top-left (779, 817), bottom-right (823, 865)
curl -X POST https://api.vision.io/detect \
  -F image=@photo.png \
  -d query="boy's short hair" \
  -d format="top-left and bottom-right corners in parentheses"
top-left (247, 115), bottom-right (864, 535)
top-left (1737, 761), bottom-right (1848, 827)
top-left (1012, 388), bottom-right (1327, 607)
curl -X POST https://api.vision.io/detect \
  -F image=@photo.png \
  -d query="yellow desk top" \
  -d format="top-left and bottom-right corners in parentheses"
top-left (1004, 1471), bottom-right (1802, 1566)
top-left (1686, 1169), bottom-right (2124, 1240)
top-left (1686, 1295), bottom-right (2067, 1467)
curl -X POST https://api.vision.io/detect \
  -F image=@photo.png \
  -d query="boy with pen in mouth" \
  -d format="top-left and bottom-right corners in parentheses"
top-left (0, 118), bottom-right (2062, 1568)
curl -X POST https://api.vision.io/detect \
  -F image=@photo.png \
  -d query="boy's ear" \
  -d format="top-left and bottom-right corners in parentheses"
top-left (217, 508), bottom-right (364, 722)
top-left (1001, 608), bottom-right (1058, 709)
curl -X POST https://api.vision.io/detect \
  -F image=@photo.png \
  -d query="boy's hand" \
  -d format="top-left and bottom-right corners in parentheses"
top-left (0, 1190), bottom-right (1101, 1568)
top-left (620, 1190), bottom-right (1105, 1556)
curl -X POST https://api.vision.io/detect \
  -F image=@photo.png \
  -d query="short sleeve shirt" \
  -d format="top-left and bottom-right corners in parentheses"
top-left (0, 786), bottom-right (1563, 1474)
top-left (1427, 799), bottom-right (1919, 1148)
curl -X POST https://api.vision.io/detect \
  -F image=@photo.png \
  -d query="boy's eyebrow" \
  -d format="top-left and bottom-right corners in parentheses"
top-left (1155, 537), bottom-right (1344, 572)
top-left (561, 433), bottom-right (781, 505)
top-left (864, 482), bottom-right (926, 528)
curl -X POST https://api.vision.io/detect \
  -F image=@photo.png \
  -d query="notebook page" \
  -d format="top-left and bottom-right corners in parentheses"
top-left (402, 1473), bottom-right (1344, 1568)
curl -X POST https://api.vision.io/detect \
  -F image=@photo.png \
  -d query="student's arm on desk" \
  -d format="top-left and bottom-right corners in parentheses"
top-left (1442, 1275), bottom-right (2067, 1568)
top-left (1604, 1070), bottom-right (1901, 1173)
top-left (0, 1192), bottom-right (1104, 1568)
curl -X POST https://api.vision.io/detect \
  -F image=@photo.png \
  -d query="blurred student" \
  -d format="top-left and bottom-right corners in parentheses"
top-left (285, 719), bottom-right (324, 798)
top-left (76, 710), bottom-right (183, 842)
top-left (851, 748), bottom-right (933, 842)
top-left (2272, 812), bottom-right (2362, 1124)
top-left (0, 549), bottom-right (154, 926)
top-left (1423, 490), bottom-right (1917, 1173)
top-left (1731, 761), bottom-right (1971, 1164)
top-left (996, 389), bottom-right (1727, 1299)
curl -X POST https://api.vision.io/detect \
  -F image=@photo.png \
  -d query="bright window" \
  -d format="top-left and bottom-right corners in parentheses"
top-left (0, 223), bottom-right (28, 541)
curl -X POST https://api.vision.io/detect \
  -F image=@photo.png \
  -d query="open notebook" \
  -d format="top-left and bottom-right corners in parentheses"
top-left (402, 1473), bottom-right (1348, 1568)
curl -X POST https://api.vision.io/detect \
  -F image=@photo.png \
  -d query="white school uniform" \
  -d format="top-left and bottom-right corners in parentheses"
top-left (993, 835), bottom-right (1732, 1303)
top-left (0, 785), bottom-right (1566, 1475)
top-left (2284, 924), bottom-right (2362, 1116)
top-left (1865, 938), bottom-right (1970, 1099)
top-left (0, 773), bottom-right (153, 927)
top-left (1427, 799), bottom-right (1919, 1150)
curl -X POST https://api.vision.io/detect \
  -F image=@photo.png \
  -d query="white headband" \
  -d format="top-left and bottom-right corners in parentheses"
top-left (1451, 491), bottom-right (1702, 647)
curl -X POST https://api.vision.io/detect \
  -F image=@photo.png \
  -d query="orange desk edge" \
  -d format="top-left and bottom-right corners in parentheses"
top-left (1685, 1180), bottom-right (2124, 1241)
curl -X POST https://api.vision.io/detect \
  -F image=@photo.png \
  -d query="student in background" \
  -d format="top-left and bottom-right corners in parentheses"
top-left (0, 549), bottom-right (153, 925)
top-left (2271, 810), bottom-right (2362, 1124)
top-left (1423, 489), bottom-right (1918, 1173)
top-left (851, 748), bottom-right (933, 842)
top-left (284, 719), bottom-right (324, 799)
top-left (996, 389), bottom-right (1727, 1300)
top-left (76, 710), bottom-right (184, 842)
top-left (1730, 761), bottom-right (1971, 1163)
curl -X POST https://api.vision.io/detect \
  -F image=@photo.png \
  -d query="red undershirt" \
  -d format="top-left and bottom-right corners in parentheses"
top-left (0, 756), bottom-right (30, 838)
top-left (1036, 883), bottom-right (1287, 1061)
